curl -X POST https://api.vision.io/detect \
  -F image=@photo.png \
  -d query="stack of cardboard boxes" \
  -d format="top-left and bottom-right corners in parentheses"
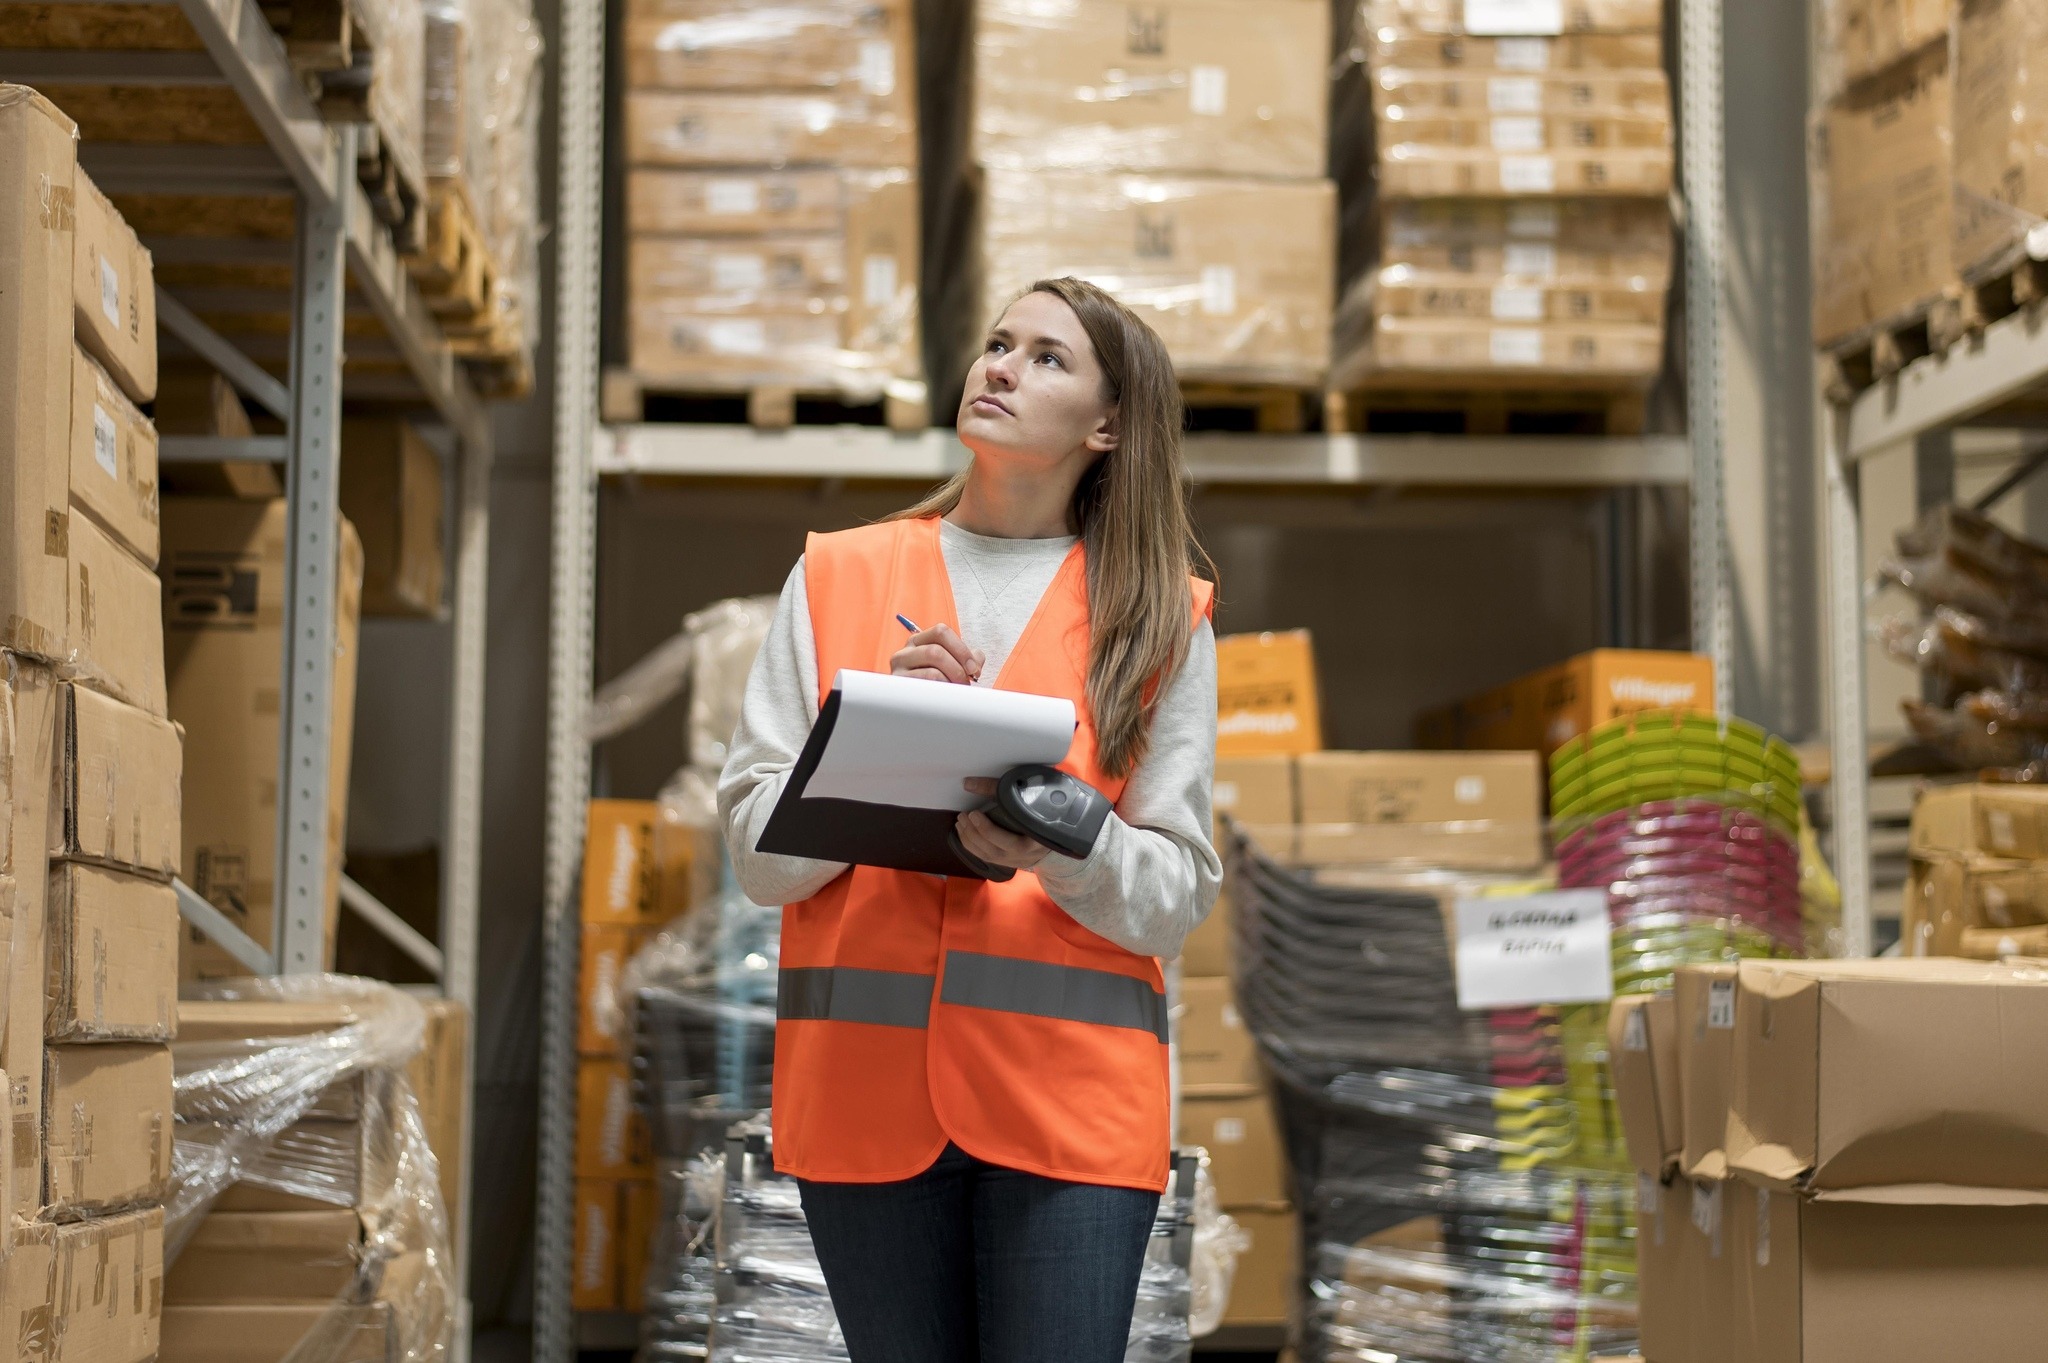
top-left (965, 0), bottom-right (1336, 389)
top-left (1615, 958), bottom-right (2048, 1360)
top-left (1902, 780), bottom-right (2048, 958)
top-left (1335, 0), bottom-right (1672, 386)
top-left (158, 995), bottom-right (469, 1362)
top-left (620, 0), bottom-right (923, 408)
top-left (1, 83), bottom-right (177, 1363)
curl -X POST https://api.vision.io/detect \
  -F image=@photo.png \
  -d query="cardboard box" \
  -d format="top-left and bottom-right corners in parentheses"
top-left (71, 167), bottom-right (156, 404)
top-left (1371, 69), bottom-right (1669, 117)
top-left (1177, 1090), bottom-right (1289, 1206)
top-left (1812, 44), bottom-right (1953, 347)
top-left (210, 1111), bottom-right (397, 1214)
top-left (1675, 964), bottom-right (1737, 1180)
top-left (577, 1058), bottom-right (651, 1179)
top-left (580, 800), bottom-right (664, 927)
top-left (1633, 1173), bottom-right (1690, 1363)
top-left (67, 343), bottom-right (159, 567)
top-left (1676, 1177), bottom-right (1737, 1363)
top-left (1376, 147), bottom-right (1674, 198)
top-left (2, 655), bottom-right (57, 1223)
top-left (1330, 1216), bottom-right (1449, 1341)
top-left (341, 419), bottom-right (444, 618)
top-left (1178, 975), bottom-right (1261, 1093)
top-left (154, 360), bottom-right (277, 501)
top-left (1374, 273), bottom-right (1665, 326)
top-left (581, 923), bottom-right (652, 1056)
top-left (622, 1176), bottom-right (658, 1310)
top-left (1212, 753), bottom-right (1298, 833)
top-left (1426, 648), bottom-right (1715, 756)
top-left (1221, 1203), bottom-right (1297, 1326)
top-left (978, 172), bottom-right (1335, 387)
top-left (0, 88), bottom-right (78, 665)
top-left (1724, 958), bottom-right (2048, 1195)
top-left (1608, 991), bottom-right (1681, 1178)
top-left (160, 1304), bottom-right (397, 1363)
top-left (65, 500), bottom-right (168, 716)
top-left (627, 168), bottom-right (847, 235)
top-left (45, 861), bottom-right (178, 1041)
top-left (43, 1041), bottom-right (173, 1214)
top-left (1294, 750), bottom-right (1545, 870)
top-left (1360, 316), bottom-right (1664, 377)
top-left (164, 499), bottom-right (362, 978)
top-left (573, 1179), bottom-right (623, 1311)
top-left (1215, 632), bottom-right (1323, 758)
top-left (165, 1209), bottom-right (366, 1303)
top-left (624, 0), bottom-right (914, 98)
top-left (1952, 0), bottom-right (2048, 276)
top-left (624, 90), bottom-right (915, 169)
top-left (54, 681), bottom-right (183, 877)
top-left (1380, 196), bottom-right (1673, 282)
top-left (1831, 0), bottom-right (1952, 89)
top-left (1910, 781), bottom-right (2048, 860)
top-left (631, 234), bottom-right (848, 306)
top-left (1361, 0), bottom-right (1662, 31)
top-left (1368, 30), bottom-right (1663, 71)
top-left (13, 1205), bottom-right (166, 1363)
top-left (408, 997), bottom-right (469, 1242)
top-left (972, 0), bottom-right (1328, 179)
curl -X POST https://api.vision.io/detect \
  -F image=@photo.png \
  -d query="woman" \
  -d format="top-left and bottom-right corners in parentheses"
top-left (719, 277), bottom-right (1220, 1363)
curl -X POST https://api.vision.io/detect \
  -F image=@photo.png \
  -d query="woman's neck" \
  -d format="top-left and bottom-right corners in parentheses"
top-left (946, 457), bottom-right (1082, 539)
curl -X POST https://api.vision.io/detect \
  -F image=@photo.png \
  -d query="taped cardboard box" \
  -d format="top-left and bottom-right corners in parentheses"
top-left (1222, 1204), bottom-right (1297, 1326)
top-left (1909, 780), bottom-right (2048, 860)
top-left (1296, 750), bottom-right (1545, 870)
top-left (1675, 963), bottom-right (1738, 1181)
top-left (1675, 1177), bottom-right (1737, 1363)
top-left (623, 0), bottom-right (914, 100)
top-left (623, 90), bottom-right (915, 169)
top-left (164, 1208), bottom-right (366, 1304)
top-left (6, 1205), bottom-right (165, 1363)
top-left (1828, 0), bottom-right (1953, 90)
top-left (66, 344), bottom-right (158, 568)
top-left (209, 1111), bottom-right (398, 1215)
top-left (1724, 958), bottom-right (2048, 1195)
top-left (1375, 274), bottom-right (1665, 326)
top-left (580, 923), bottom-right (652, 1056)
top-left (45, 861), bottom-right (178, 1042)
top-left (1607, 991), bottom-right (1681, 1179)
top-left (1215, 631), bottom-right (1323, 759)
top-left (71, 166), bottom-right (156, 405)
top-left (972, 0), bottom-right (1328, 179)
top-left (340, 420), bottom-right (443, 618)
top-left (53, 681), bottom-right (182, 878)
top-left (152, 360), bottom-right (275, 501)
top-left (1212, 753), bottom-right (1298, 835)
top-left (1359, 316), bottom-right (1664, 378)
top-left (576, 1058), bottom-right (651, 1180)
top-left (0, 88), bottom-right (81, 665)
top-left (43, 1042), bottom-right (173, 1215)
top-left (579, 800), bottom-right (665, 927)
top-left (1369, 29), bottom-right (1662, 70)
top-left (1632, 1173), bottom-right (1690, 1363)
top-left (1176, 1090), bottom-right (1289, 1206)
top-left (1951, 0), bottom-right (2048, 278)
top-left (573, 1178), bottom-right (623, 1311)
top-left (1177, 975), bottom-right (1261, 1094)
top-left (1377, 108), bottom-right (1670, 156)
top-left (1370, 69), bottom-right (1669, 118)
top-left (1377, 146), bottom-right (1673, 198)
top-left (159, 1302), bottom-right (398, 1363)
top-left (1421, 647), bottom-right (1714, 755)
top-left (408, 997), bottom-right (469, 1240)
top-left (627, 167), bottom-right (847, 236)
top-left (1363, 0), bottom-right (1663, 33)
top-left (978, 171), bottom-right (1335, 387)
top-left (1380, 197), bottom-right (1673, 281)
top-left (164, 499), bottom-right (362, 980)
top-left (1811, 44), bottom-right (1953, 348)
top-left (65, 502), bottom-right (167, 717)
top-left (2, 655), bottom-right (58, 1225)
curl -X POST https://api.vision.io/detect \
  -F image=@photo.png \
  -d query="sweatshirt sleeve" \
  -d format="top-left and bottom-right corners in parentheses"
top-left (717, 557), bottom-right (851, 907)
top-left (1033, 619), bottom-right (1221, 959)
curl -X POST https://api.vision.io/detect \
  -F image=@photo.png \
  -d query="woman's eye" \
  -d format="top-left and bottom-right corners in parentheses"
top-left (1038, 352), bottom-right (1061, 368)
top-left (986, 340), bottom-right (1006, 355)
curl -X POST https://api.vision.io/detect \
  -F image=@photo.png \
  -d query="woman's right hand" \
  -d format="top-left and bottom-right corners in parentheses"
top-left (891, 624), bottom-right (985, 684)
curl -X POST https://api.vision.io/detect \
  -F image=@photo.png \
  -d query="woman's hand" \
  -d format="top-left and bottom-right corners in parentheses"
top-left (891, 624), bottom-right (985, 685)
top-left (955, 776), bottom-right (1050, 871)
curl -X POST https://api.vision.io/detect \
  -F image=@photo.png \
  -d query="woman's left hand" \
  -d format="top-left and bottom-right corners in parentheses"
top-left (956, 777), bottom-right (1051, 871)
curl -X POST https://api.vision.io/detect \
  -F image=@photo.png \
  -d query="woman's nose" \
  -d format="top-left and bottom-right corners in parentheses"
top-left (985, 352), bottom-right (1021, 387)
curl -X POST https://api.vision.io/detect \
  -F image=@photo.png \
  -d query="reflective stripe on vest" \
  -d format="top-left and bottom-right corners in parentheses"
top-left (777, 953), bottom-right (1169, 1042)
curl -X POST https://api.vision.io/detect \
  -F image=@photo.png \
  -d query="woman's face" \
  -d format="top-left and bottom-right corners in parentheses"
top-left (956, 291), bottom-right (1118, 470)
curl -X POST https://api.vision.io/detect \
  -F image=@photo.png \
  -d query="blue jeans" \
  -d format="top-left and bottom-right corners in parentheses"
top-left (797, 1143), bottom-right (1161, 1363)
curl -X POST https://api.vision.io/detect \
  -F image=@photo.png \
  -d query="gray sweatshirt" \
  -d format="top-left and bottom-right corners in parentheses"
top-left (717, 520), bottom-right (1221, 960)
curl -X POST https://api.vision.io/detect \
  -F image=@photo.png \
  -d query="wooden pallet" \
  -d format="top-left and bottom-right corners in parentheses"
top-left (1822, 244), bottom-right (2048, 400)
top-left (355, 124), bottom-right (425, 254)
top-left (1325, 381), bottom-right (1649, 436)
top-left (602, 368), bottom-right (931, 433)
top-left (406, 186), bottom-right (496, 323)
top-left (1181, 383), bottom-right (1322, 435)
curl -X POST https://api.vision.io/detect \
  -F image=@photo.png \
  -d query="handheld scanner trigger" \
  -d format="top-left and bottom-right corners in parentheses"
top-left (989, 764), bottom-right (1111, 860)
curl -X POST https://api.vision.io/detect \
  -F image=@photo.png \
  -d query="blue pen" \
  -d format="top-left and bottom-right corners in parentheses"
top-left (895, 614), bottom-right (920, 632)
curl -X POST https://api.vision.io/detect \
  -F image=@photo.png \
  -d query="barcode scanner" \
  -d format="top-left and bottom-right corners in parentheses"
top-left (946, 764), bottom-right (1112, 881)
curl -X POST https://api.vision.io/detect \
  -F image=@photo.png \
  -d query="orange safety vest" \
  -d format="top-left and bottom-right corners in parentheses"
top-left (770, 515), bottom-right (1214, 1192)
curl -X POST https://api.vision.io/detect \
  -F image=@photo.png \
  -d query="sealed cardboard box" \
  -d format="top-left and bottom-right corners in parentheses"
top-left (154, 360), bottom-right (276, 501)
top-left (26, 1205), bottom-right (165, 1363)
top-left (581, 923), bottom-right (651, 1056)
top-left (164, 499), bottom-right (362, 979)
top-left (1374, 274), bottom-right (1665, 325)
top-left (44, 1041), bottom-right (173, 1213)
top-left (1633, 1173), bottom-right (1690, 1363)
top-left (210, 1110), bottom-right (396, 1213)
top-left (1296, 750), bottom-right (1544, 870)
top-left (71, 166), bottom-right (156, 404)
top-left (624, 90), bottom-right (914, 169)
top-left (1910, 781), bottom-right (2048, 860)
top-left (1608, 991), bottom-right (1681, 1179)
top-left (631, 234), bottom-right (847, 306)
top-left (2, 655), bottom-right (58, 1222)
top-left (1330, 1217), bottom-right (1450, 1341)
top-left (408, 997), bottom-right (470, 1239)
top-left (1377, 146), bottom-right (1673, 197)
top-left (628, 167), bottom-right (847, 235)
top-left (1676, 1178), bottom-right (1737, 1363)
top-left (1675, 964), bottom-right (1737, 1180)
top-left (577, 1058), bottom-right (651, 1179)
top-left (972, 0), bottom-right (1328, 179)
top-left (1370, 69), bottom-right (1669, 117)
top-left (1364, 0), bottom-right (1661, 32)
top-left (624, 0), bottom-right (913, 100)
top-left (46, 861), bottom-right (178, 1041)
top-left (67, 344), bottom-right (159, 567)
top-left (0, 88), bottom-right (79, 665)
top-left (54, 681), bottom-right (182, 877)
top-left (341, 419), bottom-right (444, 618)
top-left (622, 1176), bottom-right (658, 1309)
top-left (1427, 648), bottom-right (1714, 755)
top-left (1177, 1090), bottom-right (1289, 1206)
top-left (1831, 0), bottom-right (1952, 89)
top-left (1952, 0), bottom-right (2048, 276)
top-left (161, 1303), bottom-right (397, 1363)
top-left (979, 171), bottom-right (1334, 387)
top-left (1812, 45), bottom-right (1953, 347)
top-left (1368, 30), bottom-right (1663, 71)
top-left (574, 1179), bottom-right (623, 1311)
top-left (1725, 958), bottom-right (2048, 1194)
top-left (1215, 631), bottom-right (1323, 758)
top-left (1380, 197), bottom-right (1673, 281)
top-left (580, 800), bottom-right (664, 927)
top-left (1178, 975), bottom-right (1261, 1094)
top-left (66, 504), bottom-right (167, 716)
top-left (1360, 316), bottom-right (1664, 377)
top-left (1222, 1204), bottom-right (1297, 1326)
top-left (165, 1209), bottom-right (366, 1303)
top-left (1212, 754), bottom-right (1298, 833)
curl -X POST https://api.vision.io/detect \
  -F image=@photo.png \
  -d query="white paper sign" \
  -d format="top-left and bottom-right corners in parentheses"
top-left (1453, 889), bottom-right (1612, 1010)
top-left (1465, 0), bottom-right (1565, 35)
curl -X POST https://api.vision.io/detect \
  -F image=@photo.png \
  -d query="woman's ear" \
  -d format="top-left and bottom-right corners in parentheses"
top-left (1085, 407), bottom-right (1120, 455)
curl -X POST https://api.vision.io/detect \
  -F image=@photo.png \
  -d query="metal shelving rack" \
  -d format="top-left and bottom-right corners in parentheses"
top-left (4, 3), bottom-right (494, 1354)
top-left (533, 1), bottom-right (1734, 1357)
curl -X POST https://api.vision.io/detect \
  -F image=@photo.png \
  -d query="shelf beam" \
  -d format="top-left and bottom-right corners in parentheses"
top-left (173, 879), bottom-right (273, 977)
top-left (159, 286), bottom-right (295, 421)
top-left (1845, 304), bottom-right (2048, 461)
top-left (339, 876), bottom-right (444, 978)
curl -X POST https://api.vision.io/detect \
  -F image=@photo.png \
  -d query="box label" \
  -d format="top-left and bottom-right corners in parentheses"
top-left (1691, 1180), bottom-right (1722, 1255)
top-left (1453, 889), bottom-right (1612, 1010)
top-left (858, 38), bottom-right (896, 96)
top-left (706, 179), bottom-right (761, 215)
top-left (1491, 116), bottom-right (1546, 152)
top-left (99, 257), bottom-right (121, 327)
top-left (1504, 242), bottom-right (1558, 277)
top-left (864, 253), bottom-right (898, 307)
top-left (1190, 65), bottom-right (1229, 117)
top-left (1707, 979), bottom-right (1735, 1029)
top-left (1200, 264), bottom-right (1238, 316)
top-left (1465, 0), bottom-right (1565, 35)
top-left (1489, 328), bottom-right (1544, 366)
top-left (1622, 1005), bottom-right (1648, 1051)
top-left (1639, 1173), bottom-right (1665, 1246)
top-left (1754, 1185), bottom-right (1771, 1266)
top-left (703, 318), bottom-right (768, 355)
top-left (1213, 1116), bottom-right (1246, 1143)
top-left (1495, 37), bottom-right (1552, 70)
top-left (712, 253), bottom-right (767, 294)
top-left (1500, 156), bottom-right (1556, 193)
top-left (92, 405), bottom-right (119, 479)
top-left (1491, 285), bottom-right (1544, 321)
top-left (1508, 201), bottom-right (1561, 237)
top-left (1489, 77), bottom-right (1543, 113)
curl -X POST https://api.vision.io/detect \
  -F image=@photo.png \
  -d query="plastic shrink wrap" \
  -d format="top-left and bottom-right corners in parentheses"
top-left (159, 976), bottom-right (453, 1363)
top-left (1221, 710), bottom-right (1807, 1362)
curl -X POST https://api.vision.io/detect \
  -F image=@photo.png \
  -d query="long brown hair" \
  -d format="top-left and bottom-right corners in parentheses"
top-left (889, 277), bottom-right (1214, 778)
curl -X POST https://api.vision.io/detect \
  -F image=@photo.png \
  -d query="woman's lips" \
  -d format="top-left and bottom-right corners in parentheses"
top-left (971, 395), bottom-right (1011, 416)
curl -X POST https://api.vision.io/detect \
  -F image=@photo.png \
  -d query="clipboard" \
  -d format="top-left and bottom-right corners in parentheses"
top-left (756, 669), bottom-right (1076, 879)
